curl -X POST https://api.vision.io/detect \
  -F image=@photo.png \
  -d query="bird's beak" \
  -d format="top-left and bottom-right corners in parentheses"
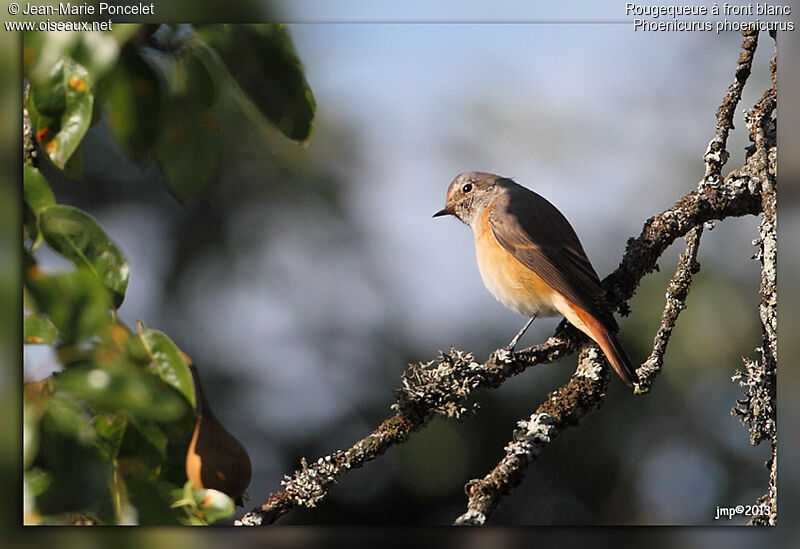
top-left (433, 206), bottom-right (453, 218)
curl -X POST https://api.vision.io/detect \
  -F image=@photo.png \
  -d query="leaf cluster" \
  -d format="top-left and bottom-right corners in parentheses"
top-left (22, 24), bottom-right (316, 525)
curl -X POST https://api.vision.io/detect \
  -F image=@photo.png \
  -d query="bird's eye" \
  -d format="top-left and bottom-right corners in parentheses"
top-left (462, 183), bottom-right (473, 193)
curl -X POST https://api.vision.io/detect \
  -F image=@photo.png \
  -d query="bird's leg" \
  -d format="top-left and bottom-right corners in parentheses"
top-left (505, 316), bottom-right (536, 352)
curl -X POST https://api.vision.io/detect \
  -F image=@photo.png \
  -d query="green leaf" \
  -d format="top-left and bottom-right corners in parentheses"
top-left (171, 481), bottom-right (235, 525)
top-left (93, 414), bottom-right (127, 463)
top-left (117, 419), bottom-right (169, 481)
top-left (130, 421), bottom-right (168, 462)
top-left (125, 477), bottom-right (185, 525)
top-left (196, 24), bottom-right (316, 143)
top-left (24, 268), bottom-right (112, 344)
top-left (105, 43), bottom-right (163, 162)
top-left (151, 48), bottom-right (221, 202)
top-left (24, 402), bottom-right (41, 469)
top-left (23, 166), bottom-right (55, 217)
top-left (70, 29), bottom-right (128, 81)
top-left (54, 363), bottom-right (188, 422)
top-left (137, 322), bottom-right (195, 408)
top-left (23, 31), bottom-right (81, 85)
top-left (24, 26), bottom-right (142, 85)
top-left (35, 404), bottom-right (110, 516)
top-left (195, 489), bottom-right (235, 524)
top-left (39, 205), bottom-right (129, 308)
top-left (30, 57), bottom-right (94, 170)
top-left (43, 393), bottom-right (97, 444)
top-left (24, 314), bottom-right (58, 345)
top-left (22, 165), bottom-right (55, 250)
top-left (162, 45), bottom-right (217, 108)
top-left (61, 142), bottom-right (83, 181)
top-left (153, 109), bottom-right (221, 202)
top-left (25, 467), bottom-right (52, 498)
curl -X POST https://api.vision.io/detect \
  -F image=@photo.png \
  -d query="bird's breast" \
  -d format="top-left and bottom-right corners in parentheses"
top-left (473, 211), bottom-right (560, 318)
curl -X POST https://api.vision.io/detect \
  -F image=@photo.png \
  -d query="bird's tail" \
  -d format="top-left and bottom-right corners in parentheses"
top-left (569, 306), bottom-right (638, 386)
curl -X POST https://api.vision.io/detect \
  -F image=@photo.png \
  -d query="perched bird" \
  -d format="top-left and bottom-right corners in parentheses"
top-left (434, 172), bottom-right (637, 386)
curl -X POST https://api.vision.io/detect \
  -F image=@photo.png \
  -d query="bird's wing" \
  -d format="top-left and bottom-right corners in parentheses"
top-left (488, 183), bottom-right (616, 329)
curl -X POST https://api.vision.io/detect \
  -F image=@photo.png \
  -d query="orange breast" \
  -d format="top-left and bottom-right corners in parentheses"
top-left (473, 209), bottom-right (561, 318)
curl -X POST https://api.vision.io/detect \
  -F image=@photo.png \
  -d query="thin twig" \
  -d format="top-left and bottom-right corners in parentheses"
top-left (702, 29), bottom-right (759, 187)
top-left (634, 224), bottom-right (703, 393)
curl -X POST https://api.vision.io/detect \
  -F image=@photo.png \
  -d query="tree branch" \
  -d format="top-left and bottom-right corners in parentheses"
top-left (732, 33), bottom-right (777, 526)
top-left (702, 28), bottom-right (758, 187)
top-left (454, 345), bottom-right (609, 525)
top-left (635, 224), bottom-right (702, 393)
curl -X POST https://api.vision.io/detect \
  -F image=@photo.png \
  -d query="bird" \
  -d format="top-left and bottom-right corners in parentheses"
top-left (433, 171), bottom-right (637, 386)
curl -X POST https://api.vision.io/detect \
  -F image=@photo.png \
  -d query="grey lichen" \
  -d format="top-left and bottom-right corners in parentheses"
top-left (492, 348), bottom-right (514, 364)
top-left (504, 413), bottom-right (555, 458)
top-left (280, 454), bottom-right (347, 508)
top-left (701, 136), bottom-right (729, 188)
top-left (453, 509), bottom-right (486, 526)
top-left (731, 357), bottom-right (775, 446)
top-left (392, 348), bottom-right (486, 419)
top-left (574, 346), bottom-right (604, 381)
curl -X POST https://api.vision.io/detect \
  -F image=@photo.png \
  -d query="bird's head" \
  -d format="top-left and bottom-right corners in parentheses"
top-left (433, 172), bottom-right (502, 227)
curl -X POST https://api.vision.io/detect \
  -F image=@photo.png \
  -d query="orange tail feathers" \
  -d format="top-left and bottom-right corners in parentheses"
top-left (570, 307), bottom-right (638, 386)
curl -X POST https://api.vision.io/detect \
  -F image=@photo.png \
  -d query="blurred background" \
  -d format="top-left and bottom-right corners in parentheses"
top-left (10, 1), bottom-right (797, 530)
